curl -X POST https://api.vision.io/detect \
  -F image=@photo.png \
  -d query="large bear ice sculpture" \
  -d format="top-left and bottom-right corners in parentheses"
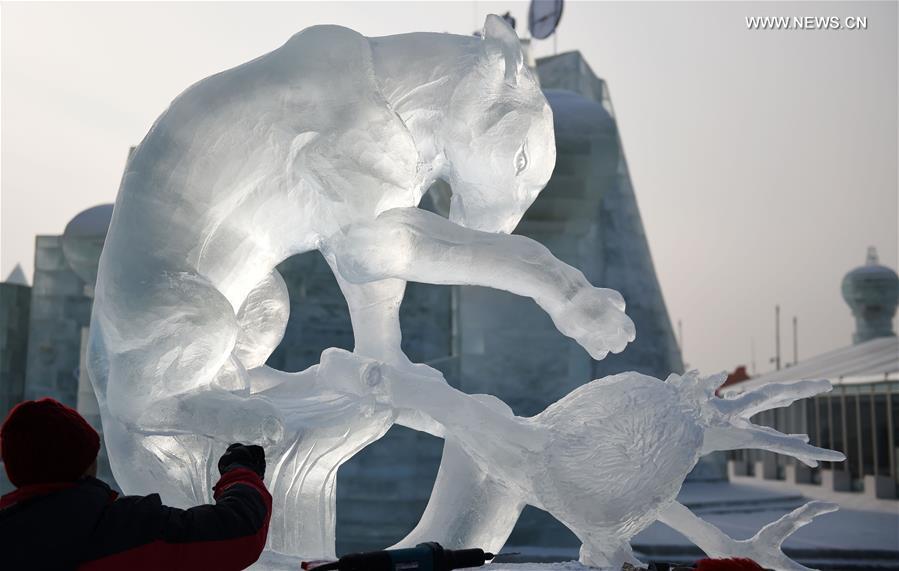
top-left (88, 15), bottom-right (843, 570)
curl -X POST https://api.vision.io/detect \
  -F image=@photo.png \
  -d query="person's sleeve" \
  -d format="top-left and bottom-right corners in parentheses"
top-left (79, 468), bottom-right (272, 571)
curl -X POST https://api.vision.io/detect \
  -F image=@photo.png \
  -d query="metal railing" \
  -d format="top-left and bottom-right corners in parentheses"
top-left (729, 378), bottom-right (898, 499)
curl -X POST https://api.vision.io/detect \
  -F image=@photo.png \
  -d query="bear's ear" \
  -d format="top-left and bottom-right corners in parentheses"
top-left (482, 14), bottom-right (524, 86)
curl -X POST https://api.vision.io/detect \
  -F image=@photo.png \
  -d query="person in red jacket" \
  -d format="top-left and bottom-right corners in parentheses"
top-left (0, 398), bottom-right (272, 570)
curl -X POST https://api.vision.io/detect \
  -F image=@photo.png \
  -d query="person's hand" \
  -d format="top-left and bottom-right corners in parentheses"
top-left (218, 443), bottom-right (266, 479)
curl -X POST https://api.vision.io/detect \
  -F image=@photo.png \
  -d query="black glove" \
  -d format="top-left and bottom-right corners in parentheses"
top-left (218, 443), bottom-right (266, 480)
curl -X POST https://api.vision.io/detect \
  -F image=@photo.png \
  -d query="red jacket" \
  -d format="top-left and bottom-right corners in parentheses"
top-left (0, 468), bottom-right (271, 570)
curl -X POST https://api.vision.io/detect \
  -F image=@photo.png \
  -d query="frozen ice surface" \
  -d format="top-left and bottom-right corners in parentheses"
top-left (87, 15), bottom-right (843, 571)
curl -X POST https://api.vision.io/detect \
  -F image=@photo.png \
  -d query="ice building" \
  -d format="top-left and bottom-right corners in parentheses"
top-left (23, 205), bottom-right (111, 409)
top-left (1, 265), bottom-right (30, 420)
top-left (0, 265), bottom-right (31, 494)
top-left (22, 234), bottom-right (93, 407)
top-left (268, 50), bottom-right (684, 552)
top-left (19, 204), bottom-right (117, 486)
top-left (842, 247), bottom-right (899, 344)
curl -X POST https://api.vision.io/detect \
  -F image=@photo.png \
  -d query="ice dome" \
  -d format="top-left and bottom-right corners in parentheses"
top-left (841, 246), bottom-right (899, 343)
top-left (62, 204), bottom-right (113, 286)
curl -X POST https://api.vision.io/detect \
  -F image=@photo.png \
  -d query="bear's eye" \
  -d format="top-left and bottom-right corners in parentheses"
top-left (515, 143), bottom-right (529, 175)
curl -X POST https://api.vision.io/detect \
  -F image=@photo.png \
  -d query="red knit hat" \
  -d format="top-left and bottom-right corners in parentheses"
top-left (1, 398), bottom-right (100, 487)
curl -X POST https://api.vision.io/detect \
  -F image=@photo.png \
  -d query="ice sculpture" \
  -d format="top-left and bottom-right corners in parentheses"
top-left (87, 15), bottom-right (844, 571)
top-left (343, 358), bottom-right (843, 571)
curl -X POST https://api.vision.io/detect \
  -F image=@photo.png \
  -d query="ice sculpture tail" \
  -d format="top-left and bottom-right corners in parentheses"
top-left (659, 499), bottom-right (839, 571)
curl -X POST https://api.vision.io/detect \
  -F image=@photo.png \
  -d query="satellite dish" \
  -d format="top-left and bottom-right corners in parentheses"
top-left (501, 11), bottom-right (517, 30)
top-left (528, 0), bottom-right (564, 40)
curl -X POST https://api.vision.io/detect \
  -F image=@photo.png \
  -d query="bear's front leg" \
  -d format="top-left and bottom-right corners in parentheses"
top-left (323, 206), bottom-right (635, 360)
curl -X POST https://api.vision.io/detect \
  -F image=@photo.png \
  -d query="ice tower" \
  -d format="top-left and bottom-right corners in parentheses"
top-left (21, 204), bottom-right (117, 486)
top-left (842, 247), bottom-right (899, 344)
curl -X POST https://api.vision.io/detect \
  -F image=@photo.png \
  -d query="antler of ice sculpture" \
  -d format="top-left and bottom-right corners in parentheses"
top-left (671, 371), bottom-right (844, 466)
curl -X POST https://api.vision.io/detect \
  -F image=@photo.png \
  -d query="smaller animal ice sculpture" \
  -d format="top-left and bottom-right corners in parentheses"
top-left (317, 349), bottom-right (844, 571)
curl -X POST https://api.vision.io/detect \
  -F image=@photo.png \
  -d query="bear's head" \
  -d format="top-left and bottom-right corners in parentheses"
top-left (442, 15), bottom-right (556, 234)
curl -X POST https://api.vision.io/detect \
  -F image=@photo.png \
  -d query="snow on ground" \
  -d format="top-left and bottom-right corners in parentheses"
top-left (634, 502), bottom-right (899, 552)
top-left (729, 473), bottom-right (899, 514)
top-left (634, 480), bottom-right (899, 552)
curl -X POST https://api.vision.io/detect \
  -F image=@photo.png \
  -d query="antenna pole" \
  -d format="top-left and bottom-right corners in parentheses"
top-left (774, 304), bottom-right (781, 371)
top-left (750, 337), bottom-right (757, 375)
